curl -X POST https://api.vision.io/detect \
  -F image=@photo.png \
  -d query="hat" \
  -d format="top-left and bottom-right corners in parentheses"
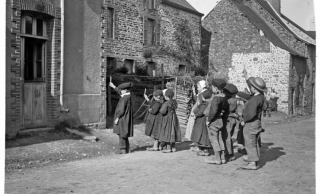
top-left (249, 77), bottom-right (268, 92)
top-left (211, 79), bottom-right (226, 90)
top-left (153, 89), bottom-right (163, 97)
top-left (197, 80), bottom-right (206, 88)
top-left (118, 82), bottom-right (134, 90)
top-left (165, 89), bottom-right (175, 98)
top-left (223, 84), bottom-right (238, 96)
top-left (236, 91), bottom-right (251, 101)
top-left (201, 89), bottom-right (212, 99)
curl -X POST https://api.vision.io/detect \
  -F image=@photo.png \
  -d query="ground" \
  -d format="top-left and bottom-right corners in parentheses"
top-left (5, 112), bottom-right (315, 193)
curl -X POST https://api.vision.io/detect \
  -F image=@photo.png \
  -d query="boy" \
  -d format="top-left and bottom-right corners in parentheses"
top-left (222, 83), bottom-right (239, 161)
top-left (109, 81), bottom-right (134, 154)
top-left (240, 77), bottom-right (267, 170)
top-left (204, 79), bottom-right (229, 165)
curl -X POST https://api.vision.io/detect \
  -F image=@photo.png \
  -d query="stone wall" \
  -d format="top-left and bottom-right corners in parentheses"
top-left (228, 43), bottom-right (290, 113)
top-left (102, 0), bottom-right (202, 76)
top-left (201, 0), bottom-right (270, 80)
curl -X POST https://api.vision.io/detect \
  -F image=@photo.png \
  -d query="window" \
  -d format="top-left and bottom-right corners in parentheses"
top-left (147, 62), bottom-right (156, 76)
top-left (179, 64), bottom-right (186, 73)
top-left (143, 17), bottom-right (160, 45)
top-left (124, 60), bottom-right (134, 74)
top-left (148, 0), bottom-right (156, 10)
top-left (107, 57), bottom-right (116, 71)
top-left (107, 7), bottom-right (115, 39)
top-left (21, 12), bottom-right (47, 81)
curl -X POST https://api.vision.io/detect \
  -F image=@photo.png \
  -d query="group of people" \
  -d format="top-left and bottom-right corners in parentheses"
top-left (109, 72), bottom-right (268, 170)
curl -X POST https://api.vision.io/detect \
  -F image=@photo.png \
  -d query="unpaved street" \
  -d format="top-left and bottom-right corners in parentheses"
top-left (5, 117), bottom-right (315, 194)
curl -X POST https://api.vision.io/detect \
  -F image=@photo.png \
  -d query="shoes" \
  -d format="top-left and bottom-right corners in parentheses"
top-left (197, 150), bottom-right (209, 156)
top-left (240, 164), bottom-right (259, 170)
top-left (221, 159), bottom-right (227, 164)
top-left (242, 155), bottom-right (249, 162)
top-left (146, 147), bottom-right (159, 151)
top-left (190, 146), bottom-right (201, 152)
top-left (162, 149), bottom-right (172, 153)
top-left (228, 155), bottom-right (236, 161)
top-left (237, 148), bottom-right (247, 155)
top-left (115, 149), bottom-right (126, 154)
top-left (205, 159), bottom-right (221, 165)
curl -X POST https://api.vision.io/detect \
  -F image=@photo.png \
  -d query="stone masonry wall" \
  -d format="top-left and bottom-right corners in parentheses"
top-left (201, 0), bottom-right (270, 80)
top-left (102, 0), bottom-right (201, 76)
top-left (228, 43), bottom-right (290, 113)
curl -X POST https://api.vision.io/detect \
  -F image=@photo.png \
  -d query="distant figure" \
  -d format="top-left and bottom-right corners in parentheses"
top-left (270, 89), bottom-right (278, 112)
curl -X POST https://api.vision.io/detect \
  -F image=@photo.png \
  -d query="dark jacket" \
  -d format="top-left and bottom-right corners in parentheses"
top-left (113, 88), bottom-right (134, 138)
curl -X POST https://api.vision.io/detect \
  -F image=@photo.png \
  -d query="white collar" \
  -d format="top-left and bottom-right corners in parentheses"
top-left (254, 93), bottom-right (260, 96)
top-left (121, 92), bottom-right (131, 97)
top-left (197, 88), bottom-right (207, 96)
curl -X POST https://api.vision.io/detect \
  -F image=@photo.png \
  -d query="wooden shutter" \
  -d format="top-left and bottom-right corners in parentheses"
top-left (148, 0), bottom-right (152, 9)
top-left (143, 16), bottom-right (148, 45)
top-left (156, 21), bottom-right (160, 45)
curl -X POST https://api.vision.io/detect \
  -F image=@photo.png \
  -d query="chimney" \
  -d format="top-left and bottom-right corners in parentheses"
top-left (266, 0), bottom-right (281, 14)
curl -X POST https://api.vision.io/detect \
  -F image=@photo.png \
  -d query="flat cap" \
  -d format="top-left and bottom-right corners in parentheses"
top-left (165, 89), bottom-right (175, 98)
top-left (211, 79), bottom-right (227, 90)
top-left (118, 82), bottom-right (134, 90)
top-left (223, 83), bottom-right (239, 96)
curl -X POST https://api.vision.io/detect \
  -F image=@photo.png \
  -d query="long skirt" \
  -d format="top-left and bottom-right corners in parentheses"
top-left (184, 104), bottom-right (197, 140)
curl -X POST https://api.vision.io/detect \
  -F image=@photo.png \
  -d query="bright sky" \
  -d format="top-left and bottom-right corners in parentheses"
top-left (186, 0), bottom-right (316, 31)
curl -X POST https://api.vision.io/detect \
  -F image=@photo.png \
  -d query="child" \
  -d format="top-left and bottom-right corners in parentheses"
top-left (144, 90), bottom-right (163, 151)
top-left (204, 79), bottom-right (229, 165)
top-left (240, 77), bottom-right (267, 170)
top-left (159, 89), bottom-right (182, 153)
top-left (109, 81), bottom-right (134, 154)
top-left (190, 89), bottom-right (212, 156)
top-left (222, 83), bottom-right (239, 161)
top-left (185, 80), bottom-right (207, 142)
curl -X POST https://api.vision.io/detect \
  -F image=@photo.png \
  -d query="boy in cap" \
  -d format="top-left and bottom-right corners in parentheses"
top-left (222, 83), bottom-right (239, 161)
top-left (240, 77), bottom-right (267, 170)
top-left (144, 90), bottom-right (163, 151)
top-left (109, 81), bottom-right (134, 154)
top-left (204, 78), bottom-right (229, 165)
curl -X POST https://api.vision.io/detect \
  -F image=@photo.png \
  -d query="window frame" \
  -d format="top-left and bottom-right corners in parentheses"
top-left (106, 7), bottom-right (115, 39)
top-left (20, 12), bottom-right (47, 82)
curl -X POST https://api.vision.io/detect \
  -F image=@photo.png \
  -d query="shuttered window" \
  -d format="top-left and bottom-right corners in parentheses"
top-left (107, 7), bottom-right (114, 39)
top-left (148, 0), bottom-right (156, 10)
top-left (143, 17), bottom-right (160, 46)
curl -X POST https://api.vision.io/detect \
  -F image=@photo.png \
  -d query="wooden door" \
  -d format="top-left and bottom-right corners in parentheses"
top-left (23, 83), bottom-right (46, 128)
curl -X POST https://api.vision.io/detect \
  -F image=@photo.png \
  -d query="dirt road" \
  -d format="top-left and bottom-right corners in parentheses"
top-left (5, 117), bottom-right (315, 194)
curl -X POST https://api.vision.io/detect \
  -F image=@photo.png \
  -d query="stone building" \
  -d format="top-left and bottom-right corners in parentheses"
top-left (5, 0), bottom-right (203, 137)
top-left (202, 0), bottom-right (316, 115)
top-left (6, 0), bottom-right (62, 137)
top-left (103, 0), bottom-right (203, 76)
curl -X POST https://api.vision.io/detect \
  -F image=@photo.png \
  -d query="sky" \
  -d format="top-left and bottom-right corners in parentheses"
top-left (186, 0), bottom-right (316, 31)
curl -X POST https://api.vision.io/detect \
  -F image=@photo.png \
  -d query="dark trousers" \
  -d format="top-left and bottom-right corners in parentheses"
top-left (237, 123), bottom-right (245, 146)
top-left (243, 120), bottom-right (261, 162)
top-left (118, 135), bottom-right (129, 150)
top-left (208, 118), bottom-right (225, 152)
top-left (223, 117), bottom-right (237, 155)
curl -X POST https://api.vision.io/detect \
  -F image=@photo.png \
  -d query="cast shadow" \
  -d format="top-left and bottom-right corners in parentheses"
top-left (233, 142), bottom-right (286, 168)
top-left (131, 141), bottom-right (194, 153)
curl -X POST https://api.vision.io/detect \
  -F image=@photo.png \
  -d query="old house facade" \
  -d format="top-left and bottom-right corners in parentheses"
top-left (202, 0), bottom-right (316, 115)
top-left (6, 0), bottom-right (62, 137)
top-left (103, 0), bottom-right (203, 76)
top-left (5, 0), bottom-right (203, 136)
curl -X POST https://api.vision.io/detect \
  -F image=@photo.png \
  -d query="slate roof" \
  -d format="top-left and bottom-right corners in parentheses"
top-left (162, 0), bottom-right (204, 17)
top-left (231, 0), bottom-right (315, 57)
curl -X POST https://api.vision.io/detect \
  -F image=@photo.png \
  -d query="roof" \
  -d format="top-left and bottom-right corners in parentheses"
top-left (162, 0), bottom-right (204, 17)
top-left (254, 0), bottom-right (315, 45)
top-left (231, 0), bottom-right (312, 57)
top-left (280, 14), bottom-right (316, 40)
